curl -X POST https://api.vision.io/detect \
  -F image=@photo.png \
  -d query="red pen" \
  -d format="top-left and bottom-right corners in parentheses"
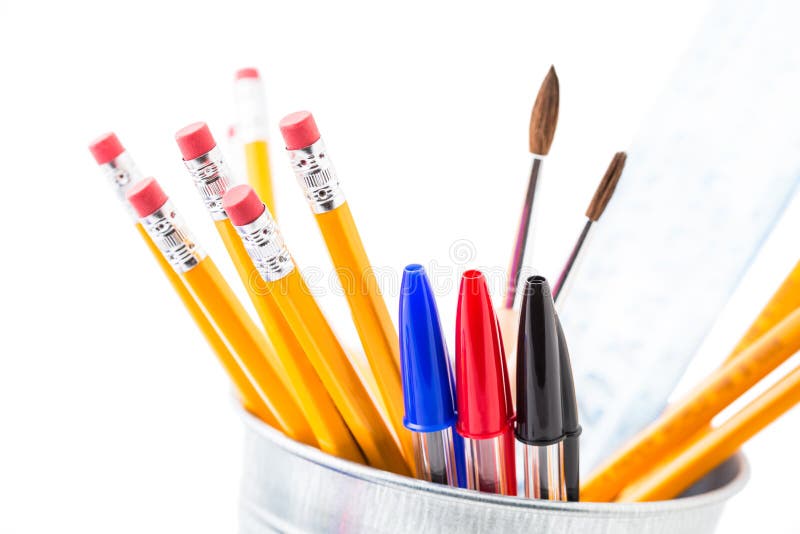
top-left (456, 270), bottom-right (517, 495)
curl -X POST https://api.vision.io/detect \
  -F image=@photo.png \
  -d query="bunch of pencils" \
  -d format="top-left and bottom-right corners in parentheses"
top-left (90, 66), bottom-right (800, 504)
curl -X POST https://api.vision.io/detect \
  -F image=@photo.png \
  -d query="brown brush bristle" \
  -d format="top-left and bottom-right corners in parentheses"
top-left (585, 152), bottom-right (627, 221)
top-left (529, 65), bottom-right (560, 155)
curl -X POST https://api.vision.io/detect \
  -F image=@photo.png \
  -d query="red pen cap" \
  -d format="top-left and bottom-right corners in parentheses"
top-left (455, 270), bottom-right (515, 439)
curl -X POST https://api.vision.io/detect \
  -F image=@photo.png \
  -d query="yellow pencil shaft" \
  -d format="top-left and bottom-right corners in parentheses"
top-left (622, 256), bottom-right (800, 498)
top-left (244, 140), bottom-right (275, 217)
top-left (618, 262), bottom-right (800, 501)
top-left (180, 256), bottom-right (316, 446)
top-left (727, 260), bottom-right (800, 362)
top-left (267, 268), bottom-right (410, 475)
top-left (135, 223), bottom-right (278, 427)
top-left (640, 262), bottom-right (800, 498)
top-left (618, 365), bottom-right (800, 502)
top-left (314, 203), bottom-right (414, 469)
top-left (581, 307), bottom-right (800, 502)
top-left (215, 220), bottom-right (364, 463)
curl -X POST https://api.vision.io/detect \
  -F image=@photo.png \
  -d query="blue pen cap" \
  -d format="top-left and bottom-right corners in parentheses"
top-left (399, 264), bottom-right (458, 432)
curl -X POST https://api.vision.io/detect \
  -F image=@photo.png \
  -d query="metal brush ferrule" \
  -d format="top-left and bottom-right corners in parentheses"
top-left (234, 209), bottom-right (295, 282)
top-left (183, 147), bottom-right (234, 221)
top-left (140, 200), bottom-right (206, 273)
top-left (101, 152), bottom-right (144, 218)
top-left (287, 139), bottom-right (345, 213)
top-left (234, 78), bottom-right (268, 142)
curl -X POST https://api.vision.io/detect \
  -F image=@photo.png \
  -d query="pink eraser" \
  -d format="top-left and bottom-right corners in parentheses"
top-left (235, 67), bottom-right (260, 80)
top-left (175, 122), bottom-right (216, 161)
top-left (223, 184), bottom-right (265, 226)
top-left (89, 132), bottom-right (124, 165)
top-left (127, 177), bottom-right (168, 218)
top-left (279, 111), bottom-right (321, 150)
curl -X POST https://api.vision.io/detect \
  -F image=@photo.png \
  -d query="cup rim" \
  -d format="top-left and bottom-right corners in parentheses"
top-left (240, 407), bottom-right (749, 514)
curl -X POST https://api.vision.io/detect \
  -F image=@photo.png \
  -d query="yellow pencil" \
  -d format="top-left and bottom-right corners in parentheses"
top-left (223, 184), bottom-right (410, 476)
top-left (278, 111), bottom-right (414, 470)
top-left (726, 260), bottom-right (800, 362)
top-left (126, 176), bottom-right (316, 446)
top-left (618, 363), bottom-right (800, 502)
top-left (134, 223), bottom-right (278, 426)
top-left (581, 306), bottom-right (800, 501)
top-left (89, 133), bottom-right (277, 426)
top-left (629, 262), bottom-right (800, 492)
top-left (233, 67), bottom-right (275, 215)
top-left (175, 123), bottom-right (364, 463)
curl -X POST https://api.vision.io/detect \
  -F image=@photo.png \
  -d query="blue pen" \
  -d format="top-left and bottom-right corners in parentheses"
top-left (400, 264), bottom-right (465, 487)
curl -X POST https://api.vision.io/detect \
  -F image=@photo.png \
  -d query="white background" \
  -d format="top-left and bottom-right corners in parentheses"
top-left (0, 0), bottom-right (798, 532)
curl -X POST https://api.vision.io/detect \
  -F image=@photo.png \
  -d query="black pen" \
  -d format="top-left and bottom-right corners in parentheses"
top-left (556, 315), bottom-right (581, 501)
top-left (515, 276), bottom-right (567, 500)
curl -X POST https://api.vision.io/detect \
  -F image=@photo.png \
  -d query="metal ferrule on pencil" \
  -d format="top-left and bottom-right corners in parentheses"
top-left (100, 151), bottom-right (143, 218)
top-left (139, 199), bottom-right (206, 273)
top-left (234, 78), bottom-right (268, 142)
top-left (182, 147), bottom-right (234, 221)
top-left (231, 208), bottom-right (295, 282)
top-left (287, 139), bottom-right (346, 214)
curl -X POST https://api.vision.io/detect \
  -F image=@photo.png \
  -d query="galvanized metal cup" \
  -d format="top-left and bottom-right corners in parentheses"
top-left (237, 411), bottom-right (748, 533)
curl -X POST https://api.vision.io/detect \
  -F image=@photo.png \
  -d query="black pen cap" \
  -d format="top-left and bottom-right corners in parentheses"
top-left (556, 314), bottom-right (581, 436)
top-left (515, 276), bottom-right (564, 445)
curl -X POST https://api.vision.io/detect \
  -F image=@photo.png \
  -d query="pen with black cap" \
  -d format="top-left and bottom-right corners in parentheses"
top-left (400, 264), bottom-right (466, 487)
top-left (516, 276), bottom-right (567, 500)
top-left (556, 315), bottom-right (581, 501)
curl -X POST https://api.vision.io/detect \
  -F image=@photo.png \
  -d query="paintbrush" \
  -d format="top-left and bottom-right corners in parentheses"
top-left (553, 151), bottom-right (627, 309)
top-left (503, 65), bottom-right (560, 310)
top-left (500, 66), bottom-right (560, 387)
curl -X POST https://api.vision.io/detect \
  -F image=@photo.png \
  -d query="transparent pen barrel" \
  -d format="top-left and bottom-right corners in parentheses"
top-left (412, 428), bottom-right (457, 486)
top-left (463, 432), bottom-right (514, 495)
top-left (523, 442), bottom-right (566, 500)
